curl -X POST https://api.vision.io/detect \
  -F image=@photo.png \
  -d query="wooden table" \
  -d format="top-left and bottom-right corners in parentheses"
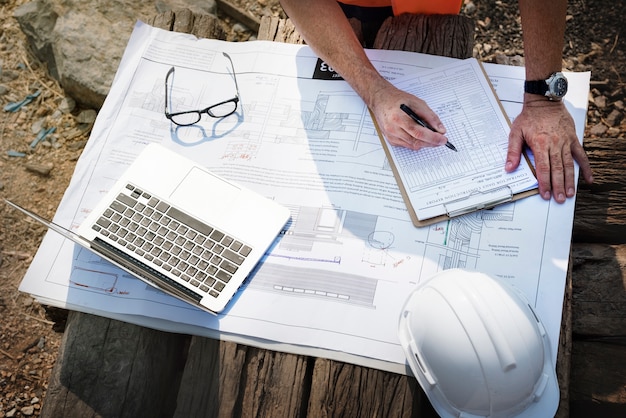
top-left (39, 10), bottom-right (626, 418)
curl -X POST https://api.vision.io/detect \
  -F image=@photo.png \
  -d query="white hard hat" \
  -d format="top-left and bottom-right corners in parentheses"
top-left (398, 269), bottom-right (559, 418)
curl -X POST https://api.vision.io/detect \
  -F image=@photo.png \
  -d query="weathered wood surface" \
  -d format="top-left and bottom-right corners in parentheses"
top-left (573, 135), bottom-right (626, 243)
top-left (569, 243), bottom-right (626, 417)
top-left (40, 11), bottom-right (626, 418)
top-left (149, 8), bottom-right (227, 41)
top-left (374, 14), bottom-right (474, 59)
top-left (42, 313), bottom-right (190, 418)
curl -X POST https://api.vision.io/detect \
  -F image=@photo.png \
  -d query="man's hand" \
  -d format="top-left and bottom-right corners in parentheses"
top-left (369, 84), bottom-right (448, 150)
top-left (506, 96), bottom-right (593, 203)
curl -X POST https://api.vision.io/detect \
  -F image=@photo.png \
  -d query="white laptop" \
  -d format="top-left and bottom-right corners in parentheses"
top-left (7, 143), bottom-right (291, 314)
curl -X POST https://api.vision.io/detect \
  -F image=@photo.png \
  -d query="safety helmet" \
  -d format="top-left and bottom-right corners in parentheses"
top-left (398, 269), bottom-right (559, 418)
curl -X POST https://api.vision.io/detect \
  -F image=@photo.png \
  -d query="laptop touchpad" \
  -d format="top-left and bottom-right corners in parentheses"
top-left (170, 167), bottom-right (240, 221)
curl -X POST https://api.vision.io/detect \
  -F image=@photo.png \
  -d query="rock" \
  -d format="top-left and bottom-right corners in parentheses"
top-left (14, 0), bottom-right (217, 109)
top-left (58, 96), bottom-right (76, 113)
top-left (464, 1), bottom-right (476, 14)
top-left (593, 95), bottom-right (607, 109)
top-left (20, 405), bottom-right (35, 416)
top-left (76, 109), bottom-right (98, 125)
top-left (588, 122), bottom-right (608, 136)
top-left (232, 23), bottom-right (251, 34)
top-left (25, 162), bottom-right (54, 176)
top-left (606, 109), bottom-right (623, 127)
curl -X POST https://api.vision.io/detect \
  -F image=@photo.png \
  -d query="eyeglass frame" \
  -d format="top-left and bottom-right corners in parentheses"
top-left (164, 52), bottom-right (240, 126)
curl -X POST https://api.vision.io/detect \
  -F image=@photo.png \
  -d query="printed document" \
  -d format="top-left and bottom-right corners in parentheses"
top-left (18, 22), bottom-right (590, 374)
top-left (379, 59), bottom-right (538, 225)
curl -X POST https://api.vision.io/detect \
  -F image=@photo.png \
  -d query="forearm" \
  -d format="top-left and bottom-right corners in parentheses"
top-left (279, 0), bottom-right (391, 107)
top-left (518, 0), bottom-right (567, 80)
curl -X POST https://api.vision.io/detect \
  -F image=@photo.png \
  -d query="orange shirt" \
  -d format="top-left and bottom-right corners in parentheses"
top-left (338, 0), bottom-right (462, 15)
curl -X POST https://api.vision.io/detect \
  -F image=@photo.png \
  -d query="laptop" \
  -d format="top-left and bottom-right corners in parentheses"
top-left (6, 143), bottom-right (291, 314)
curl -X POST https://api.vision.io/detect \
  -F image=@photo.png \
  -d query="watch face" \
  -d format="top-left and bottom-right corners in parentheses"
top-left (550, 76), bottom-right (568, 98)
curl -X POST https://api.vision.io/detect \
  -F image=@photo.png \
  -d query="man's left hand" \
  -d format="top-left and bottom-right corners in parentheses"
top-left (506, 96), bottom-right (593, 203)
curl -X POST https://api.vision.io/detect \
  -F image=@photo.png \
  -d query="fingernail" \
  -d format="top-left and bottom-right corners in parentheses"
top-left (567, 187), bottom-right (575, 197)
top-left (558, 193), bottom-right (565, 201)
top-left (543, 191), bottom-right (551, 199)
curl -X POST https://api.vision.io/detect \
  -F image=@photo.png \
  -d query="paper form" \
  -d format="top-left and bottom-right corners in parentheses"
top-left (17, 21), bottom-right (590, 375)
top-left (380, 58), bottom-right (538, 222)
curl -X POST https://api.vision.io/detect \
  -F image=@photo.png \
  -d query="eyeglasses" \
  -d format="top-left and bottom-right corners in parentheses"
top-left (164, 52), bottom-right (240, 126)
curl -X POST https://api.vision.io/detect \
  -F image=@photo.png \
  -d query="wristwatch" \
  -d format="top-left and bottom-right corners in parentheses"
top-left (524, 72), bottom-right (568, 101)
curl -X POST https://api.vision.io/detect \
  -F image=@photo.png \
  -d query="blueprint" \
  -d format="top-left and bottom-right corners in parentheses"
top-left (19, 22), bottom-right (590, 374)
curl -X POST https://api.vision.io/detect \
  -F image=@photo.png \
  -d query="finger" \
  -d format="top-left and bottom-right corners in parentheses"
top-left (418, 108), bottom-right (447, 134)
top-left (561, 147), bottom-right (576, 198)
top-left (549, 147), bottom-right (566, 203)
top-left (533, 148), bottom-right (552, 200)
top-left (386, 130), bottom-right (432, 150)
top-left (406, 126), bottom-right (448, 148)
top-left (571, 142), bottom-right (594, 184)
top-left (505, 128), bottom-right (524, 172)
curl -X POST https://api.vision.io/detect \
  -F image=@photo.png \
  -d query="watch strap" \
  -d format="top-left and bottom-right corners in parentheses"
top-left (524, 79), bottom-right (549, 96)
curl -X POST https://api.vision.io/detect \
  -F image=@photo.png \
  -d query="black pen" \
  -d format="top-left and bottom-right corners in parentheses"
top-left (400, 104), bottom-right (457, 152)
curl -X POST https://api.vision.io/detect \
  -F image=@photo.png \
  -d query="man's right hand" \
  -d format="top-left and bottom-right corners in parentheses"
top-left (369, 84), bottom-right (449, 150)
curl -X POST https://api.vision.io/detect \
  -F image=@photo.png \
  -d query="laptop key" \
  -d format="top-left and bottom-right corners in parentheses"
top-left (117, 193), bottom-right (137, 208)
top-left (96, 217), bottom-right (112, 228)
top-left (222, 248), bottom-right (245, 266)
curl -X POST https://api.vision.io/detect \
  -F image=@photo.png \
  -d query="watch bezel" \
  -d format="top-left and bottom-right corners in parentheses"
top-left (546, 72), bottom-right (568, 100)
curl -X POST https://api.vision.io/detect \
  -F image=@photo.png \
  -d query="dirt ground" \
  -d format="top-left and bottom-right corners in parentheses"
top-left (1, 0), bottom-right (624, 416)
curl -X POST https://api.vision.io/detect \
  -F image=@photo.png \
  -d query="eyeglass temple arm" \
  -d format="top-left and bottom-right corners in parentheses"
top-left (164, 67), bottom-right (175, 115)
top-left (222, 52), bottom-right (240, 98)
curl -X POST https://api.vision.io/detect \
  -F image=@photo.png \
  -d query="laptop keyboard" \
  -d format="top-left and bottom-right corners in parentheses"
top-left (90, 183), bottom-right (252, 299)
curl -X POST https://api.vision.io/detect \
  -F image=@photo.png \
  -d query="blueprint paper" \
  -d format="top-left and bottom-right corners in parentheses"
top-left (19, 21), bottom-right (590, 374)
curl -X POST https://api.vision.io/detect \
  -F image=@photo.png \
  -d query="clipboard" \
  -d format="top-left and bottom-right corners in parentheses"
top-left (370, 59), bottom-right (539, 227)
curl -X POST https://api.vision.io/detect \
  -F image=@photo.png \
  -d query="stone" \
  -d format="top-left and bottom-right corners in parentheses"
top-left (605, 109), bottom-right (623, 127)
top-left (593, 95), bottom-right (607, 109)
top-left (20, 406), bottom-right (35, 416)
top-left (588, 123), bottom-right (608, 136)
top-left (25, 162), bottom-right (54, 176)
top-left (58, 96), bottom-right (76, 114)
top-left (14, 0), bottom-right (217, 109)
top-left (76, 109), bottom-right (97, 125)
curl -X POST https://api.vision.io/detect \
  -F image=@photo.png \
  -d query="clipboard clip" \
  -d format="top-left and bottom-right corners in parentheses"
top-left (444, 186), bottom-right (513, 218)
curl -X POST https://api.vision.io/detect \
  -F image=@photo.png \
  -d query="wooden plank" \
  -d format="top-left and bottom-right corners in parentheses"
top-left (258, 15), bottom-right (305, 44)
top-left (174, 339), bottom-right (310, 417)
top-left (148, 9), bottom-right (227, 40)
top-left (573, 136), bottom-right (626, 243)
top-left (374, 14), bottom-right (474, 59)
top-left (41, 311), bottom-right (190, 418)
top-left (570, 340), bottom-right (626, 417)
top-left (571, 243), bottom-right (626, 336)
top-left (307, 358), bottom-right (438, 418)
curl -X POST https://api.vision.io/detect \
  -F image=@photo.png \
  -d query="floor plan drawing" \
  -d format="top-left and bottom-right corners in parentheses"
top-left (19, 23), bottom-right (590, 373)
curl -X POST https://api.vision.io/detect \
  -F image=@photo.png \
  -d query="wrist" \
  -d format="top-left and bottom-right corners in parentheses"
top-left (524, 72), bottom-right (568, 101)
top-left (523, 92), bottom-right (565, 105)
